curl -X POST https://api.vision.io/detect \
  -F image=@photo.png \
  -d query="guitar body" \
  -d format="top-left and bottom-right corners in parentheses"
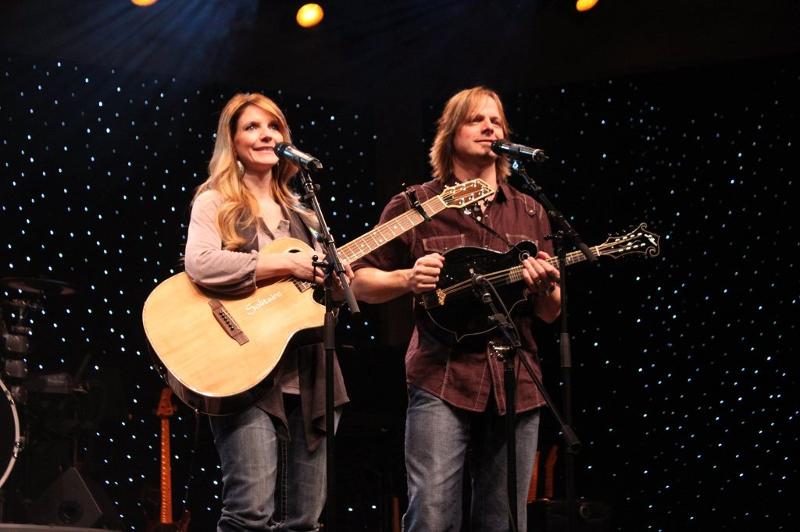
top-left (143, 238), bottom-right (324, 415)
top-left (419, 241), bottom-right (539, 343)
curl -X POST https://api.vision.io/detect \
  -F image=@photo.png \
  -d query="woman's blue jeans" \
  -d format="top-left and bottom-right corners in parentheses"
top-left (209, 398), bottom-right (337, 532)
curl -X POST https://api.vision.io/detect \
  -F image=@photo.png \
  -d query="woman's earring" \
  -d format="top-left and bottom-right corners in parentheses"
top-left (236, 159), bottom-right (245, 176)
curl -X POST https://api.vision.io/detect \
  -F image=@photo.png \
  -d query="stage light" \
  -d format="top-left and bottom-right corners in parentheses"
top-left (131, 0), bottom-right (158, 6)
top-left (296, 3), bottom-right (324, 28)
top-left (576, 0), bottom-right (599, 12)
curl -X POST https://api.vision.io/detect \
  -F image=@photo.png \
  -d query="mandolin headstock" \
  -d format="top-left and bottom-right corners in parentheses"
top-left (598, 223), bottom-right (661, 259)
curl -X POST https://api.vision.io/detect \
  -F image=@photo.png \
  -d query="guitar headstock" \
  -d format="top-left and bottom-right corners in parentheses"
top-left (599, 223), bottom-right (661, 259)
top-left (441, 179), bottom-right (494, 209)
top-left (156, 387), bottom-right (177, 418)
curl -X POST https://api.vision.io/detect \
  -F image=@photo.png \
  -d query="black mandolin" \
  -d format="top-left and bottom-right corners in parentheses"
top-left (416, 223), bottom-right (660, 343)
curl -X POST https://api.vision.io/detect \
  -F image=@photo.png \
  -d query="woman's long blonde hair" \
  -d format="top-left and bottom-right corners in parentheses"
top-left (195, 92), bottom-right (318, 250)
top-left (429, 86), bottom-right (511, 183)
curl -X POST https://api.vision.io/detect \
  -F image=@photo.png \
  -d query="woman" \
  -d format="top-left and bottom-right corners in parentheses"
top-left (184, 92), bottom-right (350, 531)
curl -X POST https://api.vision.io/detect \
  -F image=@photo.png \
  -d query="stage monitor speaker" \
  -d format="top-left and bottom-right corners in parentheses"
top-left (528, 498), bottom-right (611, 532)
top-left (30, 467), bottom-right (118, 528)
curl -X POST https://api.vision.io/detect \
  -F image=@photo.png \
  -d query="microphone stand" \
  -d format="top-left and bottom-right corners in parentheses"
top-left (472, 273), bottom-right (581, 531)
top-left (471, 273), bottom-right (522, 531)
top-left (510, 158), bottom-right (593, 532)
top-left (297, 166), bottom-right (360, 532)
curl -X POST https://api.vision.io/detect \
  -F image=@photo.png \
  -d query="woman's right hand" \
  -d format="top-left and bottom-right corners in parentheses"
top-left (286, 250), bottom-right (327, 285)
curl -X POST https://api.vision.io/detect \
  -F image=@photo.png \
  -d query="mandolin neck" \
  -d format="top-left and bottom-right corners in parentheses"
top-left (543, 247), bottom-right (600, 268)
top-left (505, 246), bottom-right (600, 281)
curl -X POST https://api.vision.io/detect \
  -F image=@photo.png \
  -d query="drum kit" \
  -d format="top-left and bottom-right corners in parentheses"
top-left (0, 276), bottom-right (84, 512)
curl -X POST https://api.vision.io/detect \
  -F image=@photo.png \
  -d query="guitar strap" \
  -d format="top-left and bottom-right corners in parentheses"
top-left (462, 200), bottom-right (517, 251)
top-left (285, 208), bottom-right (317, 248)
top-left (237, 207), bottom-right (317, 253)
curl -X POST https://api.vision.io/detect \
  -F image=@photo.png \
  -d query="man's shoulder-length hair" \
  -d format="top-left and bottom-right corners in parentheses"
top-left (429, 86), bottom-right (511, 183)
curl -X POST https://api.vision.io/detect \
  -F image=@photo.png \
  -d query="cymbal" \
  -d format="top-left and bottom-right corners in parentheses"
top-left (0, 277), bottom-right (76, 297)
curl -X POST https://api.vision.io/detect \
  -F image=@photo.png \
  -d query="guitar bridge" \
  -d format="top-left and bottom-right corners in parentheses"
top-left (208, 299), bottom-right (249, 345)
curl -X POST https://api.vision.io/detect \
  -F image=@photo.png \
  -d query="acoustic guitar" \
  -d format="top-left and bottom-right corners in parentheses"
top-left (142, 179), bottom-right (493, 415)
top-left (417, 223), bottom-right (661, 343)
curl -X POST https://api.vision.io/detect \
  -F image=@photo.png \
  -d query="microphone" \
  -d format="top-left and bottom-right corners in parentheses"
top-left (491, 140), bottom-right (548, 163)
top-left (274, 142), bottom-right (323, 171)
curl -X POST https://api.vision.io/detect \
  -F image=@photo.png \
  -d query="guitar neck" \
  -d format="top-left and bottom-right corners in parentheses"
top-left (160, 417), bottom-right (173, 525)
top-left (338, 195), bottom-right (445, 262)
top-left (296, 194), bottom-right (447, 290)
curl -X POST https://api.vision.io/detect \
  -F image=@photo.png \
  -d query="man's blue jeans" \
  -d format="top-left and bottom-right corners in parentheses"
top-left (210, 398), bottom-right (337, 532)
top-left (403, 385), bottom-right (540, 532)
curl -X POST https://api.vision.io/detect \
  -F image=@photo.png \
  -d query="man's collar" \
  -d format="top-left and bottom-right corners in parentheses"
top-left (494, 180), bottom-right (509, 202)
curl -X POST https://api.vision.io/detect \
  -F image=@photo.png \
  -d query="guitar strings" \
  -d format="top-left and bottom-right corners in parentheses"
top-left (434, 238), bottom-right (636, 299)
top-left (292, 183), bottom-right (483, 292)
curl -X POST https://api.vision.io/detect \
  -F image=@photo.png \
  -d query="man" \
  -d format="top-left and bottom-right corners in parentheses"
top-left (352, 86), bottom-right (561, 531)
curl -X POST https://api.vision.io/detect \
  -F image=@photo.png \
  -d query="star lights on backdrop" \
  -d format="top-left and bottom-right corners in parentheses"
top-left (1, 53), bottom-right (797, 530)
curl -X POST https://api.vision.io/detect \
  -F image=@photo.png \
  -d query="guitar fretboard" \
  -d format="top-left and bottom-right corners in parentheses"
top-left (160, 417), bottom-right (173, 524)
top-left (292, 194), bottom-right (448, 291)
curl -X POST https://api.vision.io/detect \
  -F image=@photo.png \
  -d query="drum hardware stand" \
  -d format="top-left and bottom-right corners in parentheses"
top-left (0, 280), bottom-right (89, 525)
top-left (0, 297), bottom-right (36, 506)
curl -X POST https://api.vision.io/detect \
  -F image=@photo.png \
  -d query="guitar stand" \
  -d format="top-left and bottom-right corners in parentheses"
top-left (471, 273), bottom-right (580, 532)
